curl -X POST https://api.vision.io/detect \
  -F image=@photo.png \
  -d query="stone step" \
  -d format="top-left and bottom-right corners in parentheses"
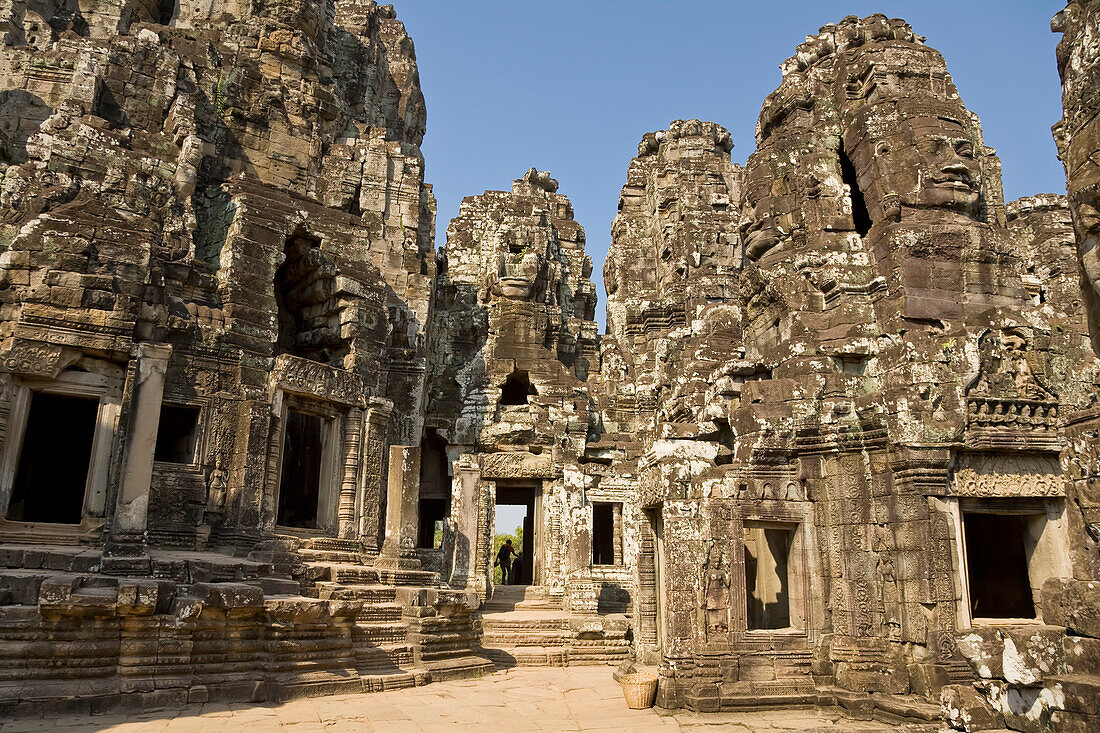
top-left (1046, 674), bottom-right (1100, 716)
top-left (313, 564), bottom-right (379, 585)
top-left (0, 546), bottom-right (101, 575)
top-left (1066, 635), bottom-right (1100, 677)
top-left (298, 549), bottom-right (363, 564)
top-left (0, 570), bottom-right (54, 605)
top-left (247, 577), bottom-right (301, 595)
top-left (314, 582), bottom-right (397, 604)
top-left (483, 630), bottom-right (567, 646)
top-left (355, 622), bottom-right (410, 645)
top-left (484, 646), bottom-right (567, 667)
top-left (482, 618), bottom-right (570, 632)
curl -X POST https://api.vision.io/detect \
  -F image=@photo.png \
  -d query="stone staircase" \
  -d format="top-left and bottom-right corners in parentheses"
top-left (0, 539), bottom-right (491, 713)
top-left (480, 585), bottom-right (630, 668)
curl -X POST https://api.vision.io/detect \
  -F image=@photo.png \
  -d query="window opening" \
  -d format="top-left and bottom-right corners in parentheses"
top-left (592, 502), bottom-right (622, 565)
top-left (274, 231), bottom-right (347, 366)
top-left (500, 370), bottom-right (537, 406)
top-left (154, 404), bottom-right (200, 463)
top-left (744, 524), bottom-right (794, 630)
top-left (964, 512), bottom-right (1036, 619)
top-left (7, 392), bottom-right (99, 523)
top-left (838, 141), bottom-right (872, 237)
top-left (277, 410), bottom-right (324, 529)
top-left (418, 498), bottom-right (449, 548)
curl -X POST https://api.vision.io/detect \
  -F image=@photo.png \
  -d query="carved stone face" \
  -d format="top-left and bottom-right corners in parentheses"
top-left (492, 225), bottom-right (550, 301)
top-left (739, 163), bottom-right (796, 262)
top-left (869, 113), bottom-right (981, 218)
top-left (1072, 190), bottom-right (1100, 296)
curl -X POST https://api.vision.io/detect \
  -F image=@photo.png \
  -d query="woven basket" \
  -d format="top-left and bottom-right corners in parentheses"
top-left (620, 671), bottom-right (659, 709)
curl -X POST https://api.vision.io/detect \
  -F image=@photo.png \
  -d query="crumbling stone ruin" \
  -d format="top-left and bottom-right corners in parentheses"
top-left (0, 1), bottom-right (1099, 729)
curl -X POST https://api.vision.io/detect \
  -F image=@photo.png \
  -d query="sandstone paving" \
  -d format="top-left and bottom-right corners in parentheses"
top-left (1, 667), bottom-right (948, 732)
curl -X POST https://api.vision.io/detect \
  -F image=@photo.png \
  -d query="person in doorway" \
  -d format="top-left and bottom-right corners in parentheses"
top-left (496, 539), bottom-right (517, 584)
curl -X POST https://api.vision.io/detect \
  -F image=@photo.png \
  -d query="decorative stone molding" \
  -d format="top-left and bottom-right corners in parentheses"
top-left (952, 453), bottom-right (1064, 497)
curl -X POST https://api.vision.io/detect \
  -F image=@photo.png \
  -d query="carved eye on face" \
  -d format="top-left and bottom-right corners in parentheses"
top-left (954, 140), bottom-right (974, 159)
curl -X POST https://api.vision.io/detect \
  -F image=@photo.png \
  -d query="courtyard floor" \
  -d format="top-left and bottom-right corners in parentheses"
top-left (3, 667), bottom-right (943, 732)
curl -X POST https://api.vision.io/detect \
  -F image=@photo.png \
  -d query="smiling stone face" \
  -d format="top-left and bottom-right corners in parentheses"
top-left (495, 225), bottom-right (549, 301)
top-left (905, 115), bottom-right (982, 215)
top-left (1073, 189), bottom-right (1100, 295)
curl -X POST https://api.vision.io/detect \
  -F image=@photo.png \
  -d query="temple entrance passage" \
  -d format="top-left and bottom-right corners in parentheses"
top-left (7, 392), bottom-right (99, 524)
top-left (494, 484), bottom-right (536, 585)
top-left (963, 512), bottom-right (1037, 619)
top-left (744, 523), bottom-right (794, 630)
top-left (277, 409), bottom-right (325, 529)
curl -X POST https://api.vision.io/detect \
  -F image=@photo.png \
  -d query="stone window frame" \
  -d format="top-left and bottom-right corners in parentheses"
top-left (0, 370), bottom-right (122, 540)
top-left (736, 500), bottom-right (816, 642)
top-left (940, 496), bottom-right (1072, 628)
top-left (590, 500), bottom-right (624, 567)
top-left (270, 390), bottom-right (345, 537)
top-left (153, 398), bottom-right (206, 468)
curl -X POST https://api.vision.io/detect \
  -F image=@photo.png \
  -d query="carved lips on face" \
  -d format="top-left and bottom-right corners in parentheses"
top-left (742, 215), bottom-right (781, 262)
top-left (1073, 196), bottom-right (1100, 297)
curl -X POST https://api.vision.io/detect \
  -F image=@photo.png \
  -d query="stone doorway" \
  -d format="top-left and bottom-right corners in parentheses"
top-left (494, 483), bottom-right (537, 586)
top-left (6, 391), bottom-right (98, 524)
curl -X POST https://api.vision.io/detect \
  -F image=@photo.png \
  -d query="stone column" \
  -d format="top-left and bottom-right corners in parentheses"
top-left (358, 397), bottom-right (392, 555)
top-left (446, 455), bottom-right (481, 592)
top-left (337, 407), bottom-right (363, 539)
top-left (375, 444), bottom-right (421, 571)
top-left (104, 343), bottom-right (173, 573)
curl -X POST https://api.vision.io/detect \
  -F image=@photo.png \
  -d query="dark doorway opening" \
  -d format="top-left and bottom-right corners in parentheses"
top-left (495, 484), bottom-right (536, 585)
top-left (277, 410), bottom-right (324, 529)
top-left (964, 512), bottom-right (1036, 619)
top-left (154, 404), bottom-right (200, 463)
top-left (274, 231), bottom-right (347, 366)
top-left (7, 392), bottom-right (99, 523)
top-left (592, 502), bottom-right (622, 565)
top-left (417, 429), bottom-right (451, 548)
top-left (744, 524), bottom-right (794, 630)
top-left (838, 141), bottom-right (873, 237)
top-left (500, 370), bottom-right (537, 406)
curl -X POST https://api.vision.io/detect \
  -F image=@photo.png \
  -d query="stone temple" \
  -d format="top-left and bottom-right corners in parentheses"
top-left (0, 1), bottom-right (1098, 730)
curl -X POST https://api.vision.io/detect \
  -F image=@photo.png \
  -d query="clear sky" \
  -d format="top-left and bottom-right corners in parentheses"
top-left (396, 1), bottom-right (1068, 336)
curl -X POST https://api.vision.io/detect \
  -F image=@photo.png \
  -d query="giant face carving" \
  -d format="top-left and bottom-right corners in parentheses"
top-left (907, 115), bottom-right (981, 214)
top-left (1073, 187), bottom-right (1100, 297)
top-left (739, 161), bottom-right (798, 262)
top-left (858, 109), bottom-right (982, 220)
top-left (489, 224), bottom-right (551, 302)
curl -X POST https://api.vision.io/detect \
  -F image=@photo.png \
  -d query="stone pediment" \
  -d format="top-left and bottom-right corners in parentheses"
top-left (271, 354), bottom-right (366, 406)
top-left (478, 451), bottom-right (555, 479)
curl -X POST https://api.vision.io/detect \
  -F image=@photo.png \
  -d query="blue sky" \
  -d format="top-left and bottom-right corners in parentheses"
top-left (398, 1), bottom-right (1067, 339)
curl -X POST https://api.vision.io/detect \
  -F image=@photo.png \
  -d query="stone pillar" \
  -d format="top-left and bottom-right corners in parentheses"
top-left (337, 407), bottom-right (363, 540)
top-left (375, 444), bottom-right (421, 571)
top-left (104, 343), bottom-right (172, 573)
top-left (358, 397), bottom-right (392, 555)
top-left (563, 468), bottom-right (598, 613)
top-left (446, 455), bottom-right (481, 592)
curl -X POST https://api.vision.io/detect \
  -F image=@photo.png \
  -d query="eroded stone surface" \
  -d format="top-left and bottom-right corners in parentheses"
top-left (0, 3), bottom-right (1099, 729)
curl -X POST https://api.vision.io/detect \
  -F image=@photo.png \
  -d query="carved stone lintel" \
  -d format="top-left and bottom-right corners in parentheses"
top-left (952, 453), bottom-right (1063, 497)
top-left (479, 451), bottom-right (554, 479)
top-left (271, 353), bottom-right (366, 407)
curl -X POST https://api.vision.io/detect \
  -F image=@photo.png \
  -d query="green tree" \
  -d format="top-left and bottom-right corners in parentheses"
top-left (492, 525), bottom-right (524, 584)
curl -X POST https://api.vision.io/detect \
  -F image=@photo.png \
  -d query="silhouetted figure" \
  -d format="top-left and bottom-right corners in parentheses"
top-left (496, 539), bottom-right (517, 584)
